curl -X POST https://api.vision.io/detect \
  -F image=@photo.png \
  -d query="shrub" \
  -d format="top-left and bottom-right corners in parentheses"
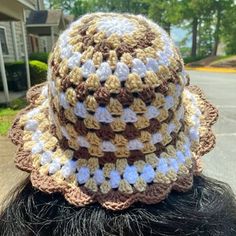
top-left (0, 60), bottom-right (48, 92)
top-left (9, 97), bottom-right (27, 110)
top-left (29, 52), bottom-right (49, 64)
top-left (0, 61), bottom-right (27, 91)
top-left (183, 55), bottom-right (206, 64)
top-left (29, 60), bottom-right (48, 85)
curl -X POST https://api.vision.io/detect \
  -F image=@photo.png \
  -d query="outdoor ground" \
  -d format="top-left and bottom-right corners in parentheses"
top-left (0, 70), bottom-right (235, 204)
top-left (190, 70), bottom-right (236, 191)
top-left (0, 91), bottom-right (26, 105)
top-left (0, 108), bottom-right (19, 136)
top-left (188, 55), bottom-right (236, 68)
top-left (0, 136), bottom-right (27, 204)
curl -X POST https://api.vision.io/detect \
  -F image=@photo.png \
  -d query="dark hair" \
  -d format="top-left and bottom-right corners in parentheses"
top-left (0, 175), bottom-right (236, 236)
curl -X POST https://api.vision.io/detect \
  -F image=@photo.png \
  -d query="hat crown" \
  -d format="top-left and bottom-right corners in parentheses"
top-left (48, 13), bottom-right (188, 158)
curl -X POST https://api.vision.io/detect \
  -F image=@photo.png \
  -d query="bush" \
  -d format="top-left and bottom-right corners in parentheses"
top-left (0, 60), bottom-right (48, 92)
top-left (29, 52), bottom-right (49, 64)
top-left (9, 97), bottom-right (27, 110)
top-left (0, 61), bottom-right (27, 91)
top-left (29, 60), bottom-right (48, 85)
top-left (183, 55), bottom-right (206, 64)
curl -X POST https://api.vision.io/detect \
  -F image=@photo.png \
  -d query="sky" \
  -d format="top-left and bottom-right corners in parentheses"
top-left (171, 27), bottom-right (191, 48)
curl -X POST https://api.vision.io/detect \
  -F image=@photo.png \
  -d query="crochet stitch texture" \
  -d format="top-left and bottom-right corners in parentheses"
top-left (10, 13), bottom-right (218, 210)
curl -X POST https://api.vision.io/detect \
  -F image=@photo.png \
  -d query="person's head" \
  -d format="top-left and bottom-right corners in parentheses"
top-left (1, 175), bottom-right (236, 236)
top-left (2, 12), bottom-right (235, 235)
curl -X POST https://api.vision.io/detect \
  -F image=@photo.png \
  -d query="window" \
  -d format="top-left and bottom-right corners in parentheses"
top-left (42, 38), bottom-right (47, 52)
top-left (29, 34), bottom-right (39, 53)
top-left (19, 33), bottom-right (25, 56)
top-left (0, 27), bottom-right (9, 55)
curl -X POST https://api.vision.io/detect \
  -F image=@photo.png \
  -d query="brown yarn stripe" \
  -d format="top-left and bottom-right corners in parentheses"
top-left (54, 102), bottom-right (182, 141)
top-left (50, 64), bottom-right (183, 107)
top-left (58, 125), bottom-right (184, 165)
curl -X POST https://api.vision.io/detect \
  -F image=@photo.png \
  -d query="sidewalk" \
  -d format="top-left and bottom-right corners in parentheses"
top-left (0, 136), bottom-right (27, 205)
top-left (0, 91), bottom-right (26, 104)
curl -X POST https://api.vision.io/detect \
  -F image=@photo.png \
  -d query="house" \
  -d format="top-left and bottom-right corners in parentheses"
top-left (26, 9), bottom-right (72, 54)
top-left (0, 0), bottom-right (43, 64)
top-left (0, 0), bottom-right (73, 103)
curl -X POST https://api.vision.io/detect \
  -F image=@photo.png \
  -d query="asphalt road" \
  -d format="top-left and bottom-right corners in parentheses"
top-left (188, 70), bottom-right (236, 191)
top-left (0, 70), bottom-right (235, 204)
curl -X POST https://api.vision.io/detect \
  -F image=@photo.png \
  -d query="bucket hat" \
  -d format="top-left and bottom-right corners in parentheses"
top-left (10, 13), bottom-right (218, 210)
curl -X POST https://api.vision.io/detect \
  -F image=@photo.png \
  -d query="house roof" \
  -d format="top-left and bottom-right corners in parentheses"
top-left (26, 10), bottom-right (68, 36)
top-left (0, 0), bottom-right (34, 21)
top-left (26, 10), bottom-right (64, 26)
top-left (17, 0), bottom-right (35, 10)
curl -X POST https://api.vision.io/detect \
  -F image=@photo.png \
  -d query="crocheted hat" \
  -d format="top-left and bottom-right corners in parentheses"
top-left (10, 13), bottom-right (218, 211)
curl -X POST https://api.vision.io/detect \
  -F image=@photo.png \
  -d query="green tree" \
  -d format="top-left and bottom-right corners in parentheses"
top-left (142, 0), bottom-right (182, 33)
top-left (71, 0), bottom-right (97, 16)
top-left (197, 17), bottom-right (214, 56)
top-left (177, 0), bottom-right (214, 57)
top-left (47, 0), bottom-right (149, 17)
top-left (94, 0), bottom-right (149, 15)
top-left (47, 0), bottom-right (96, 15)
top-left (210, 0), bottom-right (234, 55)
top-left (46, 0), bottom-right (236, 57)
top-left (222, 3), bottom-right (236, 54)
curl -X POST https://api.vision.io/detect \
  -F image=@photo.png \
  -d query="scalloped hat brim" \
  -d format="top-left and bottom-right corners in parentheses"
top-left (9, 83), bottom-right (218, 210)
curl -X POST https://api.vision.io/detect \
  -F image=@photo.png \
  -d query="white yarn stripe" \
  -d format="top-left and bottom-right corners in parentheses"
top-left (57, 81), bottom-right (183, 124)
top-left (57, 16), bottom-right (176, 82)
top-left (24, 110), bottom-right (193, 188)
top-left (97, 16), bottom-right (136, 36)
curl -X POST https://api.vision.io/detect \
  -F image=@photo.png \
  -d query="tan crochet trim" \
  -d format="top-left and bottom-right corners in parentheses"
top-left (188, 85), bottom-right (218, 174)
top-left (26, 82), bottom-right (47, 105)
top-left (9, 83), bottom-right (218, 210)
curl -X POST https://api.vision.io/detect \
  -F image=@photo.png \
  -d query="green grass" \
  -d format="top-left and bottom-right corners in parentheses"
top-left (214, 55), bottom-right (234, 60)
top-left (0, 108), bottom-right (19, 136)
top-left (0, 97), bottom-right (27, 136)
top-left (0, 96), bottom-right (27, 136)
top-left (210, 55), bottom-right (235, 65)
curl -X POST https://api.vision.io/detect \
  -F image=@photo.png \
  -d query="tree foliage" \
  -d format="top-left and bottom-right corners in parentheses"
top-left (47, 0), bottom-right (236, 56)
top-left (219, 1), bottom-right (236, 54)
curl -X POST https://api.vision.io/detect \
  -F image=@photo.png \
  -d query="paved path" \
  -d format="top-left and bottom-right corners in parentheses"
top-left (0, 91), bottom-right (26, 104)
top-left (0, 136), bottom-right (27, 204)
top-left (189, 70), bottom-right (236, 191)
top-left (0, 70), bottom-right (235, 203)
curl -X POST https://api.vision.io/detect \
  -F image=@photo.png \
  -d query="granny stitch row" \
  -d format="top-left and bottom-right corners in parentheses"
top-left (18, 83), bottom-right (200, 194)
top-left (10, 82), bottom-right (218, 210)
top-left (58, 14), bottom-right (176, 73)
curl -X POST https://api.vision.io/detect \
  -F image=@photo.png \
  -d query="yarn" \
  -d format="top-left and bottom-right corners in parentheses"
top-left (10, 13), bottom-right (218, 211)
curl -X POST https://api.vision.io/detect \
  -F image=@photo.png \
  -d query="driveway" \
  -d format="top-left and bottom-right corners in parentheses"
top-left (189, 70), bottom-right (236, 191)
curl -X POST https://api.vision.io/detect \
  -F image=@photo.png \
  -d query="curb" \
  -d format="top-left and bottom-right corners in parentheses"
top-left (185, 66), bottom-right (236, 73)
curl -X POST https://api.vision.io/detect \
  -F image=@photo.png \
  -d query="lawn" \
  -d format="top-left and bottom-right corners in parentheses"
top-left (0, 108), bottom-right (19, 136)
top-left (0, 97), bottom-right (27, 136)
